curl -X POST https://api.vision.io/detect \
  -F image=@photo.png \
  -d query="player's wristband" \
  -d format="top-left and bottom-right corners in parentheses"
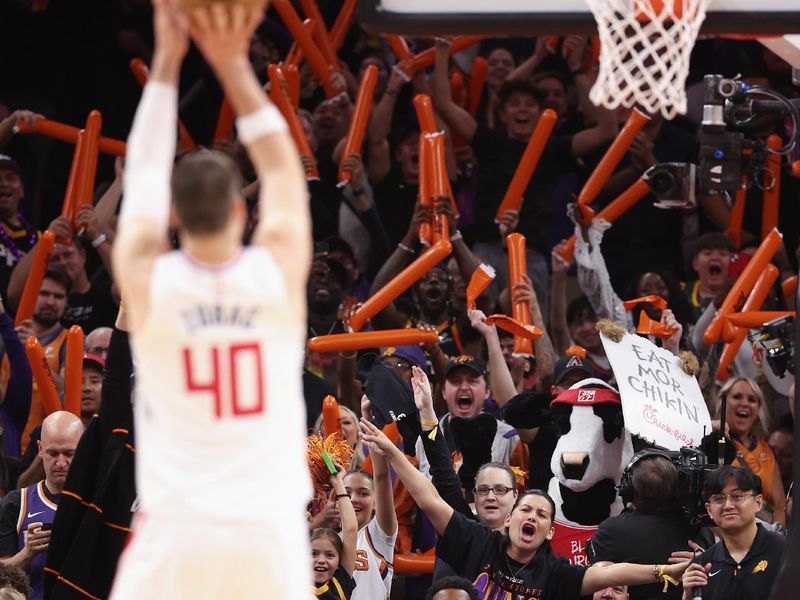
top-left (236, 104), bottom-right (288, 145)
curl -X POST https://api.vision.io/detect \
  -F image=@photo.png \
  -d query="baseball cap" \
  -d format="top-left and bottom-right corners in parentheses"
top-left (0, 154), bottom-right (21, 176)
top-left (83, 353), bottom-right (105, 372)
top-left (444, 355), bottom-right (487, 379)
top-left (381, 344), bottom-right (429, 373)
top-left (553, 355), bottom-right (596, 385)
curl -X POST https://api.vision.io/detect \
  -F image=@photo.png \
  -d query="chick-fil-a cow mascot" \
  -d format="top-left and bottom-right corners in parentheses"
top-left (547, 378), bottom-right (634, 565)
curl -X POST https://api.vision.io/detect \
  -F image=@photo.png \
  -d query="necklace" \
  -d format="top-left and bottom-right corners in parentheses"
top-left (0, 213), bottom-right (37, 261)
top-left (503, 552), bottom-right (533, 584)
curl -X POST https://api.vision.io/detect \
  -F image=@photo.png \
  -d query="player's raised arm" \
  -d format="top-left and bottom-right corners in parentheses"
top-left (189, 3), bottom-right (311, 303)
top-left (113, 0), bottom-right (187, 331)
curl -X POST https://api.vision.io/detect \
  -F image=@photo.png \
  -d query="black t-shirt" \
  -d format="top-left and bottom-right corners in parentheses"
top-left (470, 126), bottom-right (576, 252)
top-left (691, 524), bottom-right (785, 600)
top-left (587, 509), bottom-right (699, 600)
top-left (62, 277), bottom-right (117, 334)
top-left (374, 169), bottom-right (419, 248)
top-left (0, 483), bottom-right (60, 556)
top-left (314, 565), bottom-right (356, 600)
top-left (436, 511), bottom-right (587, 599)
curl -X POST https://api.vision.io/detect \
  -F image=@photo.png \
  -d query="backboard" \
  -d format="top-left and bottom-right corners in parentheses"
top-left (359, 0), bottom-right (800, 36)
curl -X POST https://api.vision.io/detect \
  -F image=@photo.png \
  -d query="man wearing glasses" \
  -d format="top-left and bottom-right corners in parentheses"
top-left (682, 465), bottom-right (786, 600)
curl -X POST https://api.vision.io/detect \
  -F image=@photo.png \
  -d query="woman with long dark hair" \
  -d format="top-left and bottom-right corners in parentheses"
top-left (359, 374), bottom-right (690, 599)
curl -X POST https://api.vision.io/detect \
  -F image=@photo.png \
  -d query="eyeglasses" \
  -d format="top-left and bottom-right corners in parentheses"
top-left (708, 492), bottom-right (756, 507)
top-left (382, 358), bottom-right (412, 372)
top-left (475, 484), bottom-right (514, 497)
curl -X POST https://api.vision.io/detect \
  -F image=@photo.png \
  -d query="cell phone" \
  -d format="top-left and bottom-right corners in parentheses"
top-left (40, 523), bottom-right (53, 531)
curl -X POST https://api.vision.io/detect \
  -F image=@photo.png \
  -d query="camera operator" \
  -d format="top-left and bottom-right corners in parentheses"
top-left (682, 465), bottom-right (786, 600)
top-left (587, 452), bottom-right (702, 600)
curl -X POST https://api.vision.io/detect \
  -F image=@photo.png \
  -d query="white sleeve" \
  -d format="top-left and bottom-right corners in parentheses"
top-left (367, 518), bottom-right (396, 561)
top-left (574, 218), bottom-right (632, 329)
top-left (119, 81), bottom-right (177, 233)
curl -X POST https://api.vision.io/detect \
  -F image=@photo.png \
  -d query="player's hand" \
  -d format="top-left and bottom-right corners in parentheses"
top-left (188, 1), bottom-right (263, 72)
top-left (152, 0), bottom-right (189, 61)
top-left (24, 522), bottom-right (51, 558)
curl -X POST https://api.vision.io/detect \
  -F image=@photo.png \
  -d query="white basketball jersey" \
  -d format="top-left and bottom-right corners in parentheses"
top-left (352, 518), bottom-right (396, 600)
top-left (130, 248), bottom-right (311, 521)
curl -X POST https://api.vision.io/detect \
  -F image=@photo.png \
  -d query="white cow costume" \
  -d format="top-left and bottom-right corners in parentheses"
top-left (547, 379), bottom-right (634, 565)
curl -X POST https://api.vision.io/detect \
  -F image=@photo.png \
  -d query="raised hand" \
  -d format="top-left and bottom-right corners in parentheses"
top-left (497, 208), bottom-right (519, 237)
top-left (360, 417), bottom-right (399, 458)
top-left (187, 2), bottom-right (263, 71)
top-left (661, 308), bottom-right (683, 356)
top-left (152, 0), bottom-right (189, 62)
top-left (468, 307), bottom-right (496, 339)
top-left (410, 365), bottom-right (433, 412)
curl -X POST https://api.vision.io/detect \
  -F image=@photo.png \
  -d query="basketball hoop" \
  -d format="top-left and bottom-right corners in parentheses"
top-left (586, 0), bottom-right (712, 119)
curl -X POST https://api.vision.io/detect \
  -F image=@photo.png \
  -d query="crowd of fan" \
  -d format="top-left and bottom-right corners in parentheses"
top-left (0, 1), bottom-right (798, 599)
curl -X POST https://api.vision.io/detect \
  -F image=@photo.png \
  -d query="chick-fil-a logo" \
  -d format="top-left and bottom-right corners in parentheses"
top-left (642, 404), bottom-right (694, 446)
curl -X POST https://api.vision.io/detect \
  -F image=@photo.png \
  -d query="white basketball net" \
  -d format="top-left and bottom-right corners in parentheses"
top-left (586, 0), bottom-right (712, 119)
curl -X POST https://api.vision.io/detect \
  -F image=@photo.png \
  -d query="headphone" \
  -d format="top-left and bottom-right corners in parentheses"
top-left (617, 449), bottom-right (670, 505)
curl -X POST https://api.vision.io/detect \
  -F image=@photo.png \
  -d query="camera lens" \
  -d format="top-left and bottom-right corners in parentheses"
top-left (649, 170), bottom-right (676, 195)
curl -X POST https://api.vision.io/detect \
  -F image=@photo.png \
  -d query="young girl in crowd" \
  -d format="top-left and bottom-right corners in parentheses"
top-left (360, 374), bottom-right (690, 599)
top-left (312, 467), bottom-right (358, 599)
top-left (348, 396), bottom-right (398, 600)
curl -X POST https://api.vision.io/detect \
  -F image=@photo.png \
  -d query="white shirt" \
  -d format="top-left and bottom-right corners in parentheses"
top-left (130, 248), bottom-right (311, 522)
top-left (352, 517), bottom-right (396, 600)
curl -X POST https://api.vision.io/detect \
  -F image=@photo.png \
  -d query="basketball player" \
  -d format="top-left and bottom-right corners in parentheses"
top-left (109, 1), bottom-right (312, 597)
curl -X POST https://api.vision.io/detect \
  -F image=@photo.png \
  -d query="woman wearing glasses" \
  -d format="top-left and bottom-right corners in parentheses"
top-left (411, 363), bottom-right (519, 532)
top-left (681, 466), bottom-right (786, 600)
top-left (360, 371), bottom-right (689, 599)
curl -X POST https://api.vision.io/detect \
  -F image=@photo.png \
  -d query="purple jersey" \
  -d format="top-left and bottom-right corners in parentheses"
top-left (17, 481), bottom-right (57, 600)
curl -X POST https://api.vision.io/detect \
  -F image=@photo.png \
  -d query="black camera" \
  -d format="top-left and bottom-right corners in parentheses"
top-left (663, 447), bottom-right (716, 528)
top-left (749, 315), bottom-right (796, 379)
top-left (645, 74), bottom-right (800, 209)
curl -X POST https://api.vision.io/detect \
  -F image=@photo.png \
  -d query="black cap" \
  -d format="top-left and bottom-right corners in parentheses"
top-left (444, 355), bottom-right (487, 379)
top-left (0, 154), bottom-right (21, 176)
top-left (554, 355), bottom-right (596, 385)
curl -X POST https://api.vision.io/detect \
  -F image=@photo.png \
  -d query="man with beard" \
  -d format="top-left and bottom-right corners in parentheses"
top-left (681, 233), bottom-right (735, 320)
top-left (367, 201), bottom-right (488, 359)
top-left (6, 267), bottom-right (71, 454)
